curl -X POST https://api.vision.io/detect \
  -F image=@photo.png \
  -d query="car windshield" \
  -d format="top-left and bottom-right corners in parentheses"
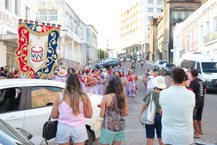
top-left (166, 64), bottom-right (174, 67)
top-left (202, 62), bottom-right (217, 73)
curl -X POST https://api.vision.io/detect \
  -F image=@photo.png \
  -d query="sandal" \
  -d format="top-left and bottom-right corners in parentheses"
top-left (194, 135), bottom-right (201, 139)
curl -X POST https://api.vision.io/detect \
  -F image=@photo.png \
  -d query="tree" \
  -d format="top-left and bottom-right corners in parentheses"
top-left (98, 49), bottom-right (105, 60)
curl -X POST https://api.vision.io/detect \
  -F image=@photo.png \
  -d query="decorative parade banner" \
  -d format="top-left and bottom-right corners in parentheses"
top-left (16, 19), bottom-right (61, 78)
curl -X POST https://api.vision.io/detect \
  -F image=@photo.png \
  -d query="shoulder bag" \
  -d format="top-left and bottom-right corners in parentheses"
top-left (140, 92), bottom-right (156, 125)
top-left (42, 116), bottom-right (58, 141)
top-left (42, 92), bottom-right (63, 141)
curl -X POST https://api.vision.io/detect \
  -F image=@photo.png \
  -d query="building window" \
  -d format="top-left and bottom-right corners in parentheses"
top-left (206, 21), bottom-right (210, 35)
top-left (6, 46), bottom-right (16, 70)
top-left (148, 16), bottom-right (152, 21)
top-left (200, 25), bottom-right (203, 37)
top-left (157, 8), bottom-right (162, 13)
top-left (148, 8), bottom-right (153, 12)
top-left (39, 10), bottom-right (47, 21)
top-left (213, 16), bottom-right (217, 31)
top-left (15, 0), bottom-right (19, 15)
top-left (25, 6), bottom-right (30, 20)
top-left (157, 0), bottom-right (162, 4)
top-left (49, 10), bottom-right (58, 21)
top-left (5, 0), bottom-right (9, 10)
top-left (148, 0), bottom-right (153, 4)
top-left (39, 10), bottom-right (58, 21)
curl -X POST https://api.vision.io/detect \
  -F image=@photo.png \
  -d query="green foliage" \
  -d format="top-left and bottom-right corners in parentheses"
top-left (98, 49), bottom-right (106, 59)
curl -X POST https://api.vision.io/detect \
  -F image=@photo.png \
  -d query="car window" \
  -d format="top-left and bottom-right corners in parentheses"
top-left (181, 60), bottom-right (195, 69)
top-left (0, 88), bottom-right (21, 113)
top-left (201, 62), bottom-right (217, 73)
top-left (159, 60), bottom-right (167, 64)
top-left (31, 86), bottom-right (62, 108)
top-left (166, 64), bottom-right (174, 67)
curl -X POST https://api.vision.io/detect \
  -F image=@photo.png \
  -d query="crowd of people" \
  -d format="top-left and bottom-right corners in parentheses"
top-left (139, 67), bottom-right (206, 145)
top-left (0, 62), bottom-right (206, 145)
top-left (52, 64), bottom-right (139, 98)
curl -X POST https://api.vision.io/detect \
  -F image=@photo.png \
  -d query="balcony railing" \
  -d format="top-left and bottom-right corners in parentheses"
top-left (203, 31), bottom-right (217, 44)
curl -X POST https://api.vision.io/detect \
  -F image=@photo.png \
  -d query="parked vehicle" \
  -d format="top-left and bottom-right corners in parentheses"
top-left (0, 119), bottom-right (34, 145)
top-left (161, 63), bottom-right (176, 75)
top-left (95, 60), bottom-right (105, 69)
top-left (0, 79), bottom-right (103, 145)
top-left (95, 58), bottom-right (121, 69)
top-left (106, 57), bottom-right (121, 61)
top-left (180, 52), bottom-right (217, 91)
top-left (126, 58), bottom-right (131, 62)
top-left (154, 60), bottom-right (168, 71)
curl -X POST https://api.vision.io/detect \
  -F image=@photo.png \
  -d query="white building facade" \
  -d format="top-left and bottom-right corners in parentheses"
top-left (173, 0), bottom-right (217, 65)
top-left (120, 0), bottom-right (162, 59)
top-left (37, 0), bottom-right (97, 67)
top-left (86, 25), bottom-right (98, 67)
top-left (0, 0), bottom-right (37, 69)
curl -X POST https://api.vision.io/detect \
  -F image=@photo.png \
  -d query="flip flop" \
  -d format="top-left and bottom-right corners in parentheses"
top-left (194, 135), bottom-right (201, 139)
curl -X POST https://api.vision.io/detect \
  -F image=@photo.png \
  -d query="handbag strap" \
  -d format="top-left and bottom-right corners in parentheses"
top-left (59, 92), bottom-right (64, 104)
top-left (150, 92), bottom-right (153, 100)
top-left (48, 116), bottom-right (51, 121)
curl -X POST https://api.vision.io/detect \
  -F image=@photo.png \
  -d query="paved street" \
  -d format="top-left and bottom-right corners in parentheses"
top-left (94, 61), bottom-right (217, 145)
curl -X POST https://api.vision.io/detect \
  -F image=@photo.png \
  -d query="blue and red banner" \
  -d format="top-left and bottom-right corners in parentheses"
top-left (16, 19), bottom-right (61, 78)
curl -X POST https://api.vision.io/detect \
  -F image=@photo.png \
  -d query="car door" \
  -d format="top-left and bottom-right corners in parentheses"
top-left (0, 87), bottom-right (26, 130)
top-left (23, 86), bottom-right (63, 145)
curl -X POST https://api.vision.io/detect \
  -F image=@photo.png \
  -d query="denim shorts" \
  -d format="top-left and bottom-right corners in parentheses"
top-left (56, 122), bottom-right (88, 144)
top-left (145, 113), bottom-right (162, 138)
top-left (99, 128), bottom-right (126, 145)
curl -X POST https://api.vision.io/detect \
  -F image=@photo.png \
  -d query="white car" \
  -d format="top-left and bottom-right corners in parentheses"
top-left (154, 60), bottom-right (168, 71)
top-left (0, 79), bottom-right (103, 145)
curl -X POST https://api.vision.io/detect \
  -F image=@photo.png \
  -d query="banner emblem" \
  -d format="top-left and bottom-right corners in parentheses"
top-left (16, 20), bottom-right (61, 78)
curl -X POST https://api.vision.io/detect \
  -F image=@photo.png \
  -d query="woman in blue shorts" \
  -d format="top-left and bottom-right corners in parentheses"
top-left (140, 76), bottom-right (166, 145)
top-left (99, 76), bottom-right (128, 145)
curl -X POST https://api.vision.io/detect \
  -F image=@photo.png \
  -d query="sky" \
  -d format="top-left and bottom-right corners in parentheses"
top-left (69, 0), bottom-right (134, 50)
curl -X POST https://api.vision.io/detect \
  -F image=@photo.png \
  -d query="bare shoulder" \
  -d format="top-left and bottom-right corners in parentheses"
top-left (103, 94), bottom-right (112, 100)
top-left (103, 93), bottom-right (114, 104)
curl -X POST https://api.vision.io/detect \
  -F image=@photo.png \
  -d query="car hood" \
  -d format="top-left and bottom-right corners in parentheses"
top-left (201, 73), bottom-right (217, 81)
top-left (85, 93), bottom-right (103, 131)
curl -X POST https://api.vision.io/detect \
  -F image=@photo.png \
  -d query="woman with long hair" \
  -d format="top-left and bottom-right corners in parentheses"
top-left (99, 76), bottom-right (128, 145)
top-left (51, 73), bottom-right (93, 145)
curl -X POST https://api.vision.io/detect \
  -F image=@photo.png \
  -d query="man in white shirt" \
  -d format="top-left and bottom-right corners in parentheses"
top-left (159, 67), bottom-right (195, 145)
